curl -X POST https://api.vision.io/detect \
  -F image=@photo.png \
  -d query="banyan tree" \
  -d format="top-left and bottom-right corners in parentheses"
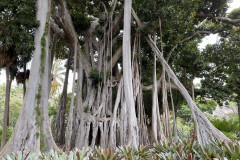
top-left (1, 0), bottom-right (240, 156)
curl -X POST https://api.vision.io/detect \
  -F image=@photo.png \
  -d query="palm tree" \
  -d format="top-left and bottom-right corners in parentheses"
top-left (50, 59), bottom-right (65, 105)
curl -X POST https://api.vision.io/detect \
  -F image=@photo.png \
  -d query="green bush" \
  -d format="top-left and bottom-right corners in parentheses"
top-left (210, 115), bottom-right (240, 140)
top-left (0, 126), bottom-right (13, 143)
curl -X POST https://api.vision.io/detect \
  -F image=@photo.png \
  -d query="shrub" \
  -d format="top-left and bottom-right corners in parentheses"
top-left (210, 115), bottom-right (240, 140)
top-left (5, 139), bottom-right (240, 160)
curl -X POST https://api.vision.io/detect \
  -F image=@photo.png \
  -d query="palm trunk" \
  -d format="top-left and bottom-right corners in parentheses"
top-left (6, 79), bottom-right (12, 127)
top-left (1, 66), bottom-right (11, 149)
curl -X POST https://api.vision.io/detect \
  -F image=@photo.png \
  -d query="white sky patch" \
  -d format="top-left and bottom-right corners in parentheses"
top-left (198, 34), bottom-right (220, 51)
top-left (227, 0), bottom-right (240, 13)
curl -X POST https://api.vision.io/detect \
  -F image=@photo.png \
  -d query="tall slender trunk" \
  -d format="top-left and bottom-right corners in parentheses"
top-left (122, 0), bottom-right (139, 146)
top-left (6, 79), bottom-right (12, 127)
top-left (168, 76), bottom-right (178, 141)
top-left (48, 35), bottom-right (57, 96)
top-left (54, 52), bottom-right (71, 145)
top-left (237, 100), bottom-right (240, 127)
top-left (65, 40), bottom-right (77, 151)
top-left (23, 65), bottom-right (27, 97)
top-left (162, 69), bottom-right (172, 139)
top-left (1, 66), bottom-right (11, 149)
top-left (191, 77), bottom-right (195, 101)
top-left (152, 33), bottom-right (158, 142)
top-left (184, 67), bottom-right (187, 87)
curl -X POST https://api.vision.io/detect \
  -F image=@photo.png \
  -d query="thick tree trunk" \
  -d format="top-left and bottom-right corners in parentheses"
top-left (0, 0), bottom-right (50, 156)
top-left (71, 59), bottom-right (84, 149)
top-left (40, 2), bottom-right (60, 151)
top-left (122, 0), bottom-right (139, 146)
top-left (1, 66), bottom-right (11, 149)
top-left (54, 52), bottom-right (71, 146)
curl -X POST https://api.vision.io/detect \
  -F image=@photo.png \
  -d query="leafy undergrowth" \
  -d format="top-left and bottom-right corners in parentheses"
top-left (4, 139), bottom-right (240, 160)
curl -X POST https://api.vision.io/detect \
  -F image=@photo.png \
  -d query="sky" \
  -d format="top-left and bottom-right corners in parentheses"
top-left (198, 0), bottom-right (240, 50)
top-left (0, 0), bottom-right (240, 88)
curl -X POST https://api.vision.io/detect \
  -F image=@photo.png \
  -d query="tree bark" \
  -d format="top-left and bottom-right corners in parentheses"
top-left (122, 0), bottom-right (139, 146)
top-left (196, 12), bottom-right (240, 24)
top-left (162, 69), bottom-right (172, 139)
top-left (152, 47), bottom-right (158, 142)
top-left (65, 40), bottom-right (77, 151)
top-left (168, 76), bottom-right (178, 141)
top-left (48, 34), bottom-right (57, 96)
top-left (40, 1), bottom-right (60, 151)
top-left (23, 65), bottom-right (27, 97)
top-left (190, 76), bottom-right (195, 101)
top-left (1, 66), bottom-right (11, 149)
top-left (6, 79), bottom-right (12, 127)
top-left (54, 52), bottom-right (71, 146)
top-left (184, 68), bottom-right (187, 87)
top-left (151, 33), bottom-right (160, 142)
top-left (238, 100), bottom-right (240, 127)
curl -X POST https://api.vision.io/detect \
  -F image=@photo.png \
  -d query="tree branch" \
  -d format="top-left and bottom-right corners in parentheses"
top-left (142, 81), bottom-right (178, 91)
top-left (166, 30), bottom-right (218, 62)
top-left (50, 20), bottom-right (66, 42)
top-left (196, 12), bottom-right (240, 25)
top-left (107, 46), bottom-right (122, 70)
top-left (131, 8), bottom-right (148, 29)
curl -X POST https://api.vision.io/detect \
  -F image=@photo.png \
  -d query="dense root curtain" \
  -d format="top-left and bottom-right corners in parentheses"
top-left (146, 36), bottom-right (231, 144)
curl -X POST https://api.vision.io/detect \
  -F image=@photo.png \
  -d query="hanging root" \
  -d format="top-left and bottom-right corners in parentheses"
top-left (146, 36), bottom-right (231, 144)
